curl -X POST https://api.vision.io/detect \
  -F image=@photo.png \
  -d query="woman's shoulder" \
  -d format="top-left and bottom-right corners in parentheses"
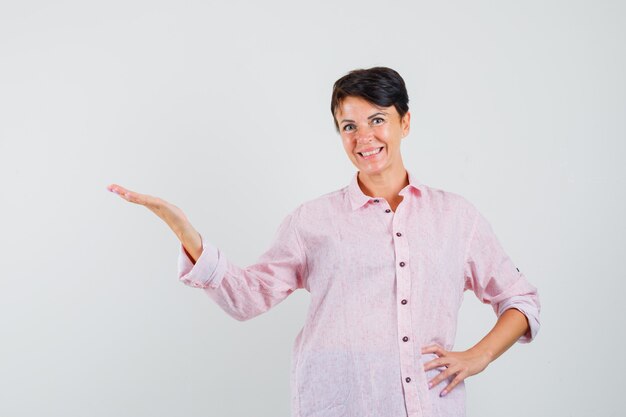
top-left (416, 182), bottom-right (479, 214)
top-left (301, 187), bottom-right (348, 216)
top-left (297, 182), bottom-right (350, 207)
top-left (281, 185), bottom-right (351, 226)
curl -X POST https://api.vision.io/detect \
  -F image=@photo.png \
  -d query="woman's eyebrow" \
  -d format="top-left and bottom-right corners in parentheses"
top-left (368, 112), bottom-right (388, 119)
top-left (340, 112), bottom-right (388, 124)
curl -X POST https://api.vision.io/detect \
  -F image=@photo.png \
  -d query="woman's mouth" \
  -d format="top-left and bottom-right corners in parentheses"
top-left (358, 147), bottom-right (384, 160)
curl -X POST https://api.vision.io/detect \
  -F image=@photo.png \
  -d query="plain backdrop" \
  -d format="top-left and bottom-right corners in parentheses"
top-left (1, 1), bottom-right (624, 416)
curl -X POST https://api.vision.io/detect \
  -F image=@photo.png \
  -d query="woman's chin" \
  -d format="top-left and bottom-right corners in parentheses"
top-left (358, 158), bottom-right (390, 174)
top-left (358, 166), bottom-right (386, 177)
top-left (356, 158), bottom-right (383, 172)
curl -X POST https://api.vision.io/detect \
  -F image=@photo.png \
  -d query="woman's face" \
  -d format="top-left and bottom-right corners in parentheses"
top-left (335, 96), bottom-right (410, 177)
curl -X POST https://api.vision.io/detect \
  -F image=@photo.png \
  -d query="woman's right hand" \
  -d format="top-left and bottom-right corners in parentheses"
top-left (106, 183), bottom-right (202, 262)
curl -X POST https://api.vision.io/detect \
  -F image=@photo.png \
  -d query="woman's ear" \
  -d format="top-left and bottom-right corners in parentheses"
top-left (401, 111), bottom-right (411, 137)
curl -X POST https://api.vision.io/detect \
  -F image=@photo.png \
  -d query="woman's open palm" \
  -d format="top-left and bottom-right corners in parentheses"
top-left (107, 183), bottom-right (202, 262)
top-left (107, 183), bottom-right (190, 236)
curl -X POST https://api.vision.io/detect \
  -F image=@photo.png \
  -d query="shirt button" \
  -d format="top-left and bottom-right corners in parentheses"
top-left (385, 209), bottom-right (391, 213)
top-left (401, 299), bottom-right (408, 305)
top-left (405, 377), bottom-right (411, 383)
top-left (402, 336), bottom-right (409, 342)
top-left (396, 232), bottom-right (402, 237)
top-left (373, 199), bottom-right (379, 203)
top-left (399, 261), bottom-right (406, 267)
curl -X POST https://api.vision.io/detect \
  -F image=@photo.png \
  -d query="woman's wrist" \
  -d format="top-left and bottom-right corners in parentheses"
top-left (467, 345), bottom-right (495, 366)
top-left (176, 224), bottom-right (203, 263)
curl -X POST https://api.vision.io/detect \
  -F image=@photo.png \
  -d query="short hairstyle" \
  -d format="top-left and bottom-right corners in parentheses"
top-left (330, 67), bottom-right (409, 131)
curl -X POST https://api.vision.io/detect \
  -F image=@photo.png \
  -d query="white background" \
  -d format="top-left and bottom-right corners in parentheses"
top-left (1, 1), bottom-right (624, 416)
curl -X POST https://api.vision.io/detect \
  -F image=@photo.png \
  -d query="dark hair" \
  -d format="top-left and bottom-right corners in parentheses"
top-left (330, 67), bottom-right (409, 131)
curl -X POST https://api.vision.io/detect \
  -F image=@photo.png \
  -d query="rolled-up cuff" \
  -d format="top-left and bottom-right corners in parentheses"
top-left (497, 296), bottom-right (541, 344)
top-left (177, 233), bottom-right (228, 289)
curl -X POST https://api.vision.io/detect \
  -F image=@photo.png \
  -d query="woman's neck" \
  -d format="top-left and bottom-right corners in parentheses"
top-left (357, 165), bottom-right (409, 210)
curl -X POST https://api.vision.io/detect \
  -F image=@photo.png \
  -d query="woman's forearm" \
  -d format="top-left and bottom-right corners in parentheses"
top-left (469, 308), bottom-right (530, 363)
top-left (177, 224), bottom-right (202, 264)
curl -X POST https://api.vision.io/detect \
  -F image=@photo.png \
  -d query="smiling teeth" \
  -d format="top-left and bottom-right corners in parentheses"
top-left (362, 148), bottom-right (382, 157)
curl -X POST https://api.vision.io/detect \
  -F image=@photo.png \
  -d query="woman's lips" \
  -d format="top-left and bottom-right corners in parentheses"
top-left (358, 147), bottom-right (384, 160)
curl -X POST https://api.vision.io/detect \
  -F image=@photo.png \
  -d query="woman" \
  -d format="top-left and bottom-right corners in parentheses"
top-left (107, 67), bottom-right (540, 417)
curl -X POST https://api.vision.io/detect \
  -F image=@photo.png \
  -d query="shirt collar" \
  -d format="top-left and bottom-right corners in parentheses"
top-left (348, 170), bottom-right (425, 211)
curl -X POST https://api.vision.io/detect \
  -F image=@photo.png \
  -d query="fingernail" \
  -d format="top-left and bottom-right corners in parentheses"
top-left (440, 390), bottom-right (447, 397)
top-left (428, 382), bottom-right (433, 389)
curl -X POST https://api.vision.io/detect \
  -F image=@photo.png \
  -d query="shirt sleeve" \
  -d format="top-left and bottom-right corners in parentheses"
top-left (463, 206), bottom-right (541, 343)
top-left (177, 206), bottom-right (307, 321)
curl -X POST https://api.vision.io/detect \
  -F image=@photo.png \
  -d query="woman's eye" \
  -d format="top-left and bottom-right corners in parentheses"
top-left (371, 117), bottom-right (385, 125)
top-left (343, 124), bottom-right (356, 132)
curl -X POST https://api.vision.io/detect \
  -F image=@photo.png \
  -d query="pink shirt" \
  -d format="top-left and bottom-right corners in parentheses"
top-left (177, 170), bottom-right (541, 417)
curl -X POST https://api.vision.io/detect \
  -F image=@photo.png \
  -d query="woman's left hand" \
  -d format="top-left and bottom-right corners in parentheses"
top-left (421, 345), bottom-right (492, 397)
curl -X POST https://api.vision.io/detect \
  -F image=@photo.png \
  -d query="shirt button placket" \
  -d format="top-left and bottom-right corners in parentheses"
top-left (392, 206), bottom-right (419, 416)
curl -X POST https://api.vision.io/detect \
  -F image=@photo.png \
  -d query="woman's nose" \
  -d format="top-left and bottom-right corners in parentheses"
top-left (355, 126), bottom-right (374, 143)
